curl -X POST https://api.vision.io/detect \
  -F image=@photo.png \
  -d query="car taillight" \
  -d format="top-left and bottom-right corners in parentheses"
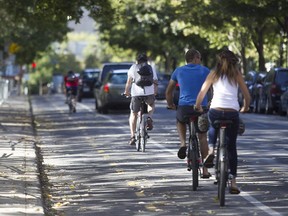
top-left (103, 84), bottom-right (109, 93)
top-left (270, 84), bottom-right (280, 95)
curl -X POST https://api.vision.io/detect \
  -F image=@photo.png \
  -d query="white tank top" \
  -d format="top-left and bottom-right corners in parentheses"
top-left (210, 76), bottom-right (240, 111)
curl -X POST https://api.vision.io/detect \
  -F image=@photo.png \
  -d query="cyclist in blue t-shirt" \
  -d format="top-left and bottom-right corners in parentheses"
top-left (166, 48), bottom-right (211, 178)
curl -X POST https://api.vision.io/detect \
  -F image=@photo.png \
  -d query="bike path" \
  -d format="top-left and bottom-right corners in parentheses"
top-left (0, 95), bottom-right (44, 215)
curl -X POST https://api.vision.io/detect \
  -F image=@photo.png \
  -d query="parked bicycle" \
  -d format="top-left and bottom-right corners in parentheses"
top-left (212, 119), bottom-right (233, 206)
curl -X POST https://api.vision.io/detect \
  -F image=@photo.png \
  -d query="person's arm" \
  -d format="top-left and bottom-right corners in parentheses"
top-left (152, 69), bottom-right (158, 96)
top-left (237, 71), bottom-right (251, 112)
top-left (124, 65), bottom-right (134, 97)
top-left (153, 79), bottom-right (158, 96)
top-left (165, 79), bottom-right (177, 109)
top-left (195, 73), bottom-right (213, 112)
top-left (124, 76), bottom-right (133, 97)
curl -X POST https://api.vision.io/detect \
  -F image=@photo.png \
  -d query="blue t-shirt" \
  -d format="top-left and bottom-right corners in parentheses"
top-left (171, 64), bottom-right (210, 106)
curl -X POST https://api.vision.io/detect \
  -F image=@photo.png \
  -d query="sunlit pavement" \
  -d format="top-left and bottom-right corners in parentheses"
top-left (0, 95), bottom-right (44, 215)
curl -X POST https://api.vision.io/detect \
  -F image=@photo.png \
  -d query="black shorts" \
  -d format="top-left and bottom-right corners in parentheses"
top-left (176, 105), bottom-right (208, 133)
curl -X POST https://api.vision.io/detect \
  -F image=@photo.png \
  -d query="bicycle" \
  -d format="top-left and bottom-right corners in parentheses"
top-left (167, 106), bottom-right (203, 191)
top-left (186, 109), bottom-right (203, 191)
top-left (212, 119), bottom-right (233, 207)
top-left (122, 94), bottom-right (150, 152)
top-left (67, 89), bottom-right (76, 113)
top-left (135, 96), bottom-right (150, 152)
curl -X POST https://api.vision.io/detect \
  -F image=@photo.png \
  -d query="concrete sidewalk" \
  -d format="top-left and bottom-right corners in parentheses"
top-left (0, 95), bottom-right (44, 215)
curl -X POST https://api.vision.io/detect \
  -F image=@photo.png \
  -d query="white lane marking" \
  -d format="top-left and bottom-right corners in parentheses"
top-left (240, 191), bottom-right (282, 216)
top-left (78, 103), bottom-right (283, 216)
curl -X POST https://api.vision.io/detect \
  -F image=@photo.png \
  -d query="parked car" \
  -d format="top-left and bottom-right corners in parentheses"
top-left (238, 71), bottom-right (258, 108)
top-left (78, 68), bottom-right (100, 102)
top-left (240, 71), bottom-right (267, 113)
top-left (94, 69), bottom-right (130, 114)
top-left (279, 89), bottom-right (288, 116)
top-left (156, 73), bottom-right (170, 100)
top-left (261, 67), bottom-right (288, 114)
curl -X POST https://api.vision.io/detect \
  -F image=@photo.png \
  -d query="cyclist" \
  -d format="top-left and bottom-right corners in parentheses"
top-left (195, 49), bottom-right (250, 194)
top-left (64, 70), bottom-right (79, 112)
top-left (124, 53), bottom-right (158, 146)
top-left (166, 48), bottom-right (211, 178)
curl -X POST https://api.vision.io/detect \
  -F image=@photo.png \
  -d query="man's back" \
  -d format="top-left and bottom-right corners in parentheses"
top-left (171, 64), bottom-right (209, 106)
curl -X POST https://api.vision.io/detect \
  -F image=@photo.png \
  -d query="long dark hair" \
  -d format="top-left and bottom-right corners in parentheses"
top-left (211, 50), bottom-right (239, 85)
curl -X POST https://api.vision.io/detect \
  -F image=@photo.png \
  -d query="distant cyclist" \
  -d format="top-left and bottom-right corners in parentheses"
top-left (166, 48), bottom-right (211, 178)
top-left (64, 70), bottom-right (79, 111)
top-left (195, 49), bottom-right (250, 194)
top-left (124, 53), bottom-right (158, 146)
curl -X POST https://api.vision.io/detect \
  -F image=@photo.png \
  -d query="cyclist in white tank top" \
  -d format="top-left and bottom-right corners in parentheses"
top-left (195, 50), bottom-right (250, 194)
top-left (210, 76), bottom-right (240, 111)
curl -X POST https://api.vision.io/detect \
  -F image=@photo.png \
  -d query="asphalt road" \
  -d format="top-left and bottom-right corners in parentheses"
top-left (31, 94), bottom-right (288, 216)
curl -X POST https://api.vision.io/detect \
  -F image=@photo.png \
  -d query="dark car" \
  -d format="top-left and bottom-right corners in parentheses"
top-left (280, 89), bottom-right (288, 116)
top-left (156, 73), bottom-right (170, 100)
top-left (261, 67), bottom-right (288, 114)
top-left (238, 71), bottom-right (258, 108)
top-left (78, 68), bottom-right (100, 102)
top-left (240, 71), bottom-right (267, 113)
top-left (94, 62), bottom-right (133, 103)
top-left (250, 71), bottom-right (267, 113)
top-left (94, 69), bottom-right (130, 114)
top-left (98, 62), bottom-right (133, 83)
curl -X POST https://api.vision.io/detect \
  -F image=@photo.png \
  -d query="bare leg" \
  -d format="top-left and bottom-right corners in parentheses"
top-left (177, 121), bottom-right (186, 147)
top-left (198, 133), bottom-right (210, 176)
top-left (129, 111), bottom-right (138, 138)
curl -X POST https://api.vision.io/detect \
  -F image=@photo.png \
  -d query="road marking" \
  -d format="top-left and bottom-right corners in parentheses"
top-left (240, 191), bottom-right (282, 216)
top-left (79, 102), bottom-right (283, 216)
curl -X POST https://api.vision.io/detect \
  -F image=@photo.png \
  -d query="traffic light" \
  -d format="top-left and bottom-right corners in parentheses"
top-left (31, 62), bottom-right (36, 72)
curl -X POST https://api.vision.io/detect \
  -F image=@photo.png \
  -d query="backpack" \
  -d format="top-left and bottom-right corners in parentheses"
top-left (134, 63), bottom-right (154, 88)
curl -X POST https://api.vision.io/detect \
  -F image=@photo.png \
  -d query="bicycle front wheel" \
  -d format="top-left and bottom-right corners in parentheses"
top-left (218, 129), bottom-right (227, 206)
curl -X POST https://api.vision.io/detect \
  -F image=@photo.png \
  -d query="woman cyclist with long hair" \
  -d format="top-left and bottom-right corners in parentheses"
top-left (195, 49), bottom-right (250, 194)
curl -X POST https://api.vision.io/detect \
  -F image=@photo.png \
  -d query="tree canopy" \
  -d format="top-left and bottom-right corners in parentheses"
top-left (1, 0), bottom-right (288, 73)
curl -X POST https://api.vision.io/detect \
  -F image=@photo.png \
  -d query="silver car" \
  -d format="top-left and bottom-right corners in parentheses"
top-left (94, 69), bottom-right (130, 114)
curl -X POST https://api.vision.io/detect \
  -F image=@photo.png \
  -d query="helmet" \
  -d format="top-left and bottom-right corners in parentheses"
top-left (238, 118), bottom-right (245, 135)
top-left (197, 113), bottom-right (209, 133)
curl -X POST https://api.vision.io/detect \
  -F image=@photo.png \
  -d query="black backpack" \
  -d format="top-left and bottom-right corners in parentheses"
top-left (134, 63), bottom-right (153, 88)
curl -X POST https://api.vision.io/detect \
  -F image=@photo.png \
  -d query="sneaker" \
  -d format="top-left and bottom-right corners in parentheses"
top-left (177, 146), bottom-right (187, 159)
top-left (146, 117), bottom-right (153, 130)
top-left (129, 137), bottom-right (136, 146)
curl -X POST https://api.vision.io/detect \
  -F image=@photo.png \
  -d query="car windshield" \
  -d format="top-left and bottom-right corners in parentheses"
top-left (276, 70), bottom-right (288, 86)
top-left (84, 72), bottom-right (99, 79)
top-left (109, 73), bottom-right (127, 84)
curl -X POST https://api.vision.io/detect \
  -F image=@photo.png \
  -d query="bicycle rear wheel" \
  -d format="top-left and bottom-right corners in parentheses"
top-left (140, 117), bottom-right (146, 152)
top-left (136, 118), bottom-right (141, 151)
